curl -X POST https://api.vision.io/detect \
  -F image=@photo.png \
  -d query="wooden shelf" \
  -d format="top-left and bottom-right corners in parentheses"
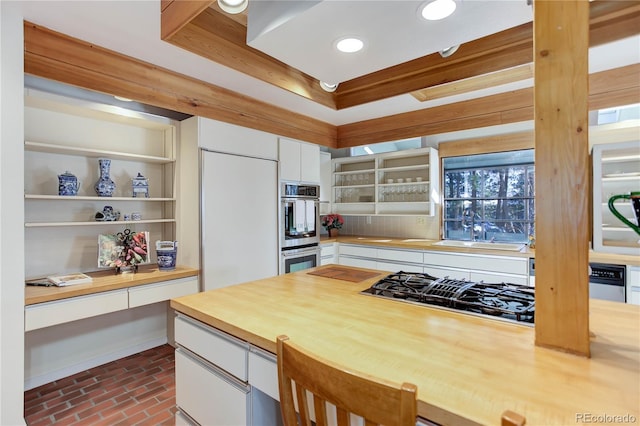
top-left (25, 219), bottom-right (176, 228)
top-left (25, 194), bottom-right (175, 201)
top-left (25, 141), bottom-right (175, 164)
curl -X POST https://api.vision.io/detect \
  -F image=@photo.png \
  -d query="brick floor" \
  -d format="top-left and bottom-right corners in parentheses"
top-left (24, 345), bottom-right (176, 426)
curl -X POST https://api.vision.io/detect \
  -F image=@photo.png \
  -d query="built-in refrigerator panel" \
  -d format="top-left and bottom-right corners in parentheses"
top-left (201, 150), bottom-right (279, 291)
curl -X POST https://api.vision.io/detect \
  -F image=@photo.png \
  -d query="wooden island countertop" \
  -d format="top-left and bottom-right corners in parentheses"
top-left (170, 265), bottom-right (640, 426)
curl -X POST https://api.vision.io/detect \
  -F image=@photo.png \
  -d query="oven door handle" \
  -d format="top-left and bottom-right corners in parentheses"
top-left (281, 248), bottom-right (319, 258)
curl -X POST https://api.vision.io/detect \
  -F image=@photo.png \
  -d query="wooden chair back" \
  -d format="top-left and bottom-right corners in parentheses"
top-left (276, 335), bottom-right (418, 426)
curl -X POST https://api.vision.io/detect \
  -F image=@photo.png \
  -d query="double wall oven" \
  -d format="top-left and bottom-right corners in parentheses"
top-left (280, 182), bottom-right (320, 274)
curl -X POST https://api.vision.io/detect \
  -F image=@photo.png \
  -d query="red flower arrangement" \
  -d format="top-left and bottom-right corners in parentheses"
top-left (321, 213), bottom-right (344, 230)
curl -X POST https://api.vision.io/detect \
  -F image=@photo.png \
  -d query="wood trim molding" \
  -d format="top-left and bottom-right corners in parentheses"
top-left (337, 63), bottom-right (639, 149)
top-left (438, 131), bottom-right (534, 158)
top-left (410, 64), bottom-right (534, 103)
top-left (23, 21), bottom-right (338, 148)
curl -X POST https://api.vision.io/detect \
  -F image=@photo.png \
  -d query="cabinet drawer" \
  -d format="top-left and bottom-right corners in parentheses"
top-left (423, 265), bottom-right (470, 281)
top-left (377, 248), bottom-right (423, 264)
top-left (248, 346), bottom-right (279, 401)
top-left (320, 243), bottom-right (335, 257)
top-left (25, 289), bottom-right (128, 331)
top-left (176, 349), bottom-right (249, 426)
top-left (339, 244), bottom-right (377, 258)
top-left (339, 256), bottom-right (377, 269)
top-left (175, 315), bottom-right (248, 381)
top-left (424, 252), bottom-right (528, 275)
top-left (469, 271), bottom-right (528, 286)
top-left (129, 277), bottom-right (199, 308)
top-left (376, 261), bottom-right (423, 274)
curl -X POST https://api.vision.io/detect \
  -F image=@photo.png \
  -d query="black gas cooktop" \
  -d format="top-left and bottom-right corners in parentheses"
top-left (361, 271), bottom-right (535, 324)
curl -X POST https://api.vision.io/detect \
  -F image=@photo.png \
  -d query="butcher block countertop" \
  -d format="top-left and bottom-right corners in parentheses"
top-left (171, 265), bottom-right (640, 426)
top-left (25, 265), bottom-right (199, 305)
top-left (321, 235), bottom-right (640, 266)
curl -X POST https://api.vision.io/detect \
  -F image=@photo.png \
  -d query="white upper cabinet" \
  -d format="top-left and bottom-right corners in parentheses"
top-left (592, 139), bottom-right (640, 256)
top-left (279, 137), bottom-right (320, 183)
top-left (331, 147), bottom-right (439, 216)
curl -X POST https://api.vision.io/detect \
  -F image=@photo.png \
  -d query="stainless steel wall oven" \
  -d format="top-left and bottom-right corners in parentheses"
top-left (280, 182), bottom-right (320, 273)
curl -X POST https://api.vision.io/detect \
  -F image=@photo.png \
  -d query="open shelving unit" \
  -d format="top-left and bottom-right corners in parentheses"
top-left (331, 147), bottom-right (439, 216)
top-left (24, 88), bottom-right (178, 278)
top-left (592, 139), bottom-right (640, 256)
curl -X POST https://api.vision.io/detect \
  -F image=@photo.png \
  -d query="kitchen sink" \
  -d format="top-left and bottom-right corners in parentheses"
top-left (433, 240), bottom-right (525, 252)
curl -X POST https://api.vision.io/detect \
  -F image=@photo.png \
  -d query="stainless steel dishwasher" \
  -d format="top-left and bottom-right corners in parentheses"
top-left (589, 263), bottom-right (626, 302)
top-left (528, 259), bottom-right (626, 302)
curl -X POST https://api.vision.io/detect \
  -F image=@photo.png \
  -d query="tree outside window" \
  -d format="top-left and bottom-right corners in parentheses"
top-left (443, 150), bottom-right (535, 243)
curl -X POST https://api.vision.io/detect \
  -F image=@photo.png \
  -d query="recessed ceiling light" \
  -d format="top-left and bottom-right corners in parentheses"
top-left (421, 0), bottom-right (457, 21)
top-left (114, 95), bottom-right (133, 102)
top-left (336, 37), bottom-right (364, 53)
top-left (218, 0), bottom-right (248, 14)
top-left (319, 81), bottom-right (339, 92)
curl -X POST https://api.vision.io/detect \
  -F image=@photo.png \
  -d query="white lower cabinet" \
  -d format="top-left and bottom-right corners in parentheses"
top-left (320, 243), bottom-right (337, 265)
top-left (627, 266), bottom-right (640, 305)
top-left (175, 314), bottom-right (284, 426)
top-left (176, 348), bottom-right (250, 426)
top-left (128, 277), bottom-right (199, 308)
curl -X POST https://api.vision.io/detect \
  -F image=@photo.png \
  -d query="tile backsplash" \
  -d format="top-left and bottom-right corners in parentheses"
top-left (323, 214), bottom-right (440, 239)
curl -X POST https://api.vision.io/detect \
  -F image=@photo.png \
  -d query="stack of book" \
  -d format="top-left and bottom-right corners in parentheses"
top-left (26, 273), bottom-right (93, 287)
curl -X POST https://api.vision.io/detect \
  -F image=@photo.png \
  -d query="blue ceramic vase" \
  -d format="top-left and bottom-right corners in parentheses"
top-left (94, 158), bottom-right (115, 197)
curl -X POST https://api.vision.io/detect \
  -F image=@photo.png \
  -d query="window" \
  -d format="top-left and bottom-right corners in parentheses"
top-left (443, 150), bottom-right (534, 243)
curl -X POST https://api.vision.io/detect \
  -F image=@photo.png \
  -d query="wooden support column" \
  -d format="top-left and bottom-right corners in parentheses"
top-left (533, 1), bottom-right (590, 356)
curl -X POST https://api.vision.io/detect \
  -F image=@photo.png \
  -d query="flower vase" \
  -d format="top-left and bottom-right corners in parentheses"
top-left (94, 158), bottom-right (116, 197)
top-left (328, 228), bottom-right (339, 238)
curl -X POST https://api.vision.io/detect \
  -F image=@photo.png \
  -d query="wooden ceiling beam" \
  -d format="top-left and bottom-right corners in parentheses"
top-left (24, 21), bottom-right (338, 148)
top-left (160, 0), bottom-right (214, 40)
top-left (337, 63), bottom-right (640, 149)
top-left (162, 7), bottom-right (337, 109)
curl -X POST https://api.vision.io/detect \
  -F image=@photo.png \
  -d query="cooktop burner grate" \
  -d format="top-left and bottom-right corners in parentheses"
top-left (362, 271), bottom-right (535, 324)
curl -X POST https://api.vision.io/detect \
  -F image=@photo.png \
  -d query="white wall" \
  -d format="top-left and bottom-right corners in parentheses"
top-left (0, 2), bottom-right (26, 424)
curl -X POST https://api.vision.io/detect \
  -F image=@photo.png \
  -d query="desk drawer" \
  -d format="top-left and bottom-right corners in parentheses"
top-left (25, 289), bottom-right (128, 331)
top-left (129, 277), bottom-right (199, 308)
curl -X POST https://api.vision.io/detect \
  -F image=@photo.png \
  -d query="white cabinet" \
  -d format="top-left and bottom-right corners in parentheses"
top-left (592, 140), bottom-right (640, 256)
top-left (24, 89), bottom-right (178, 278)
top-left (175, 314), bottom-right (250, 425)
top-left (175, 315), bottom-right (283, 426)
top-left (175, 348), bottom-right (250, 426)
top-left (423, 251), bottom-right (529, 284)
top-left (627, 266), bottom-right (640, 305)
top-left (331, 147), bottom-right (439, 216)
top-left (319, 151), bottom-right (332, 215)
top-left (320, 242), bottom-right (337, 265)
top-left (279, 137), bottom-right (320, 183)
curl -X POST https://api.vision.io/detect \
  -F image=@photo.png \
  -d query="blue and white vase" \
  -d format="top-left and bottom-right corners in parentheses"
top-left (94, 158), bottom-right (116, 197)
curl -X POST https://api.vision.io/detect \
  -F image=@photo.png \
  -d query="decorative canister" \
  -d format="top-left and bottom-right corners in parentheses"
top-left (132, 172), bottom-right (149, 198)
top-left (156, 241), bottom-right (178, 271)
top-left (58, 171), bottom-right (80, 196)
top-left (94, 158), bottom-right (116, 197)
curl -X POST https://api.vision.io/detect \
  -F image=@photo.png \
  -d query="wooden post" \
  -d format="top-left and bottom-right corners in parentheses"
top-left (533, 0), bottom-right (591, 356)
